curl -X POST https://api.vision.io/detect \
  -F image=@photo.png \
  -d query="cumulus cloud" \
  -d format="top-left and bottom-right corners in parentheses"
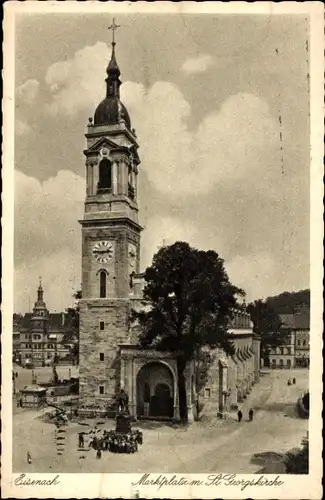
top-left (44, 43), bottom-right (279, 197)
top-left (14, 170), bottom-right (85, 312)
top-left (181, 54), bottom-right (215, 74)
top-left (127, 87), bottom-right (279, 196)
top-left (16, 79), bottom-right (40, 137)
top-left (45, 42), bottom-right (108, 118)
top-left (17, 79), bottom-right (40, 104)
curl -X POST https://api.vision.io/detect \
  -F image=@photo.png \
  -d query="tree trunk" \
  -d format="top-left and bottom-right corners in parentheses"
top-left (177, 357), bottom-right (188, 424)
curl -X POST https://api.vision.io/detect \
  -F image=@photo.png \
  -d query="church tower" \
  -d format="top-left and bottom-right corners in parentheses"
top-left (30, 278), bottom-right (49, 366)
top-left (79, 24), bottom-right (142, 402)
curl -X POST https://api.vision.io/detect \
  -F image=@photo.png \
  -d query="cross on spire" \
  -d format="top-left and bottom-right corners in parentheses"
top-left (108, 18), bottom-right (121, 46)
top-left (39, 276), bottom-right (42, 287)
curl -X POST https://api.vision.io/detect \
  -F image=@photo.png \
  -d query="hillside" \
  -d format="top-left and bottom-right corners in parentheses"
top-left (266, 289), bottom-right (310, 314)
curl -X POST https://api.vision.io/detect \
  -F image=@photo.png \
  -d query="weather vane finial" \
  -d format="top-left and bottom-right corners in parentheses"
top-left (108, 18), bottom-right (121, 46)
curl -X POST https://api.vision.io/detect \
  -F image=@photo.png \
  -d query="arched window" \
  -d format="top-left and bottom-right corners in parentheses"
top-left (100, 271), bottom-right (106, 298)
top-left (98, 159), bottom-right (112, 192)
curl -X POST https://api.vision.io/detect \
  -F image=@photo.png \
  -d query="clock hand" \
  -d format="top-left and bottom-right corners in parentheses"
top-left (94, 248), bottom-right (112, 254)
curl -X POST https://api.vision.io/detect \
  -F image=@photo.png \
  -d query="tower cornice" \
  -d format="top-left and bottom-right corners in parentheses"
top-left (85, 127), bottom-right (139, 147)
top-left (79, 216), bottom-right (143, 232)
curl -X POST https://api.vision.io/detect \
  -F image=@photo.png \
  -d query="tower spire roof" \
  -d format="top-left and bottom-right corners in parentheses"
top-left (106, 19), bottom-right (121, 78)
top-left (38, 276), bottom-right (43, 300)
top-left (32, 277), bottom-right (48, 317)
top-left (93, 18), bottom-right (131, 129)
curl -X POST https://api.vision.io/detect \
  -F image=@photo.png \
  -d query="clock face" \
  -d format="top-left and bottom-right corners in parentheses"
top-left (93, 241), bottom-right (114, 264)
top-left (128, 243), bottom-right (137, 270)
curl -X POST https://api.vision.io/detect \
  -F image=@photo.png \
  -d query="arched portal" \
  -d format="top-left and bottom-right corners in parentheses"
top-left (136, 362), bottom-right (174, 418)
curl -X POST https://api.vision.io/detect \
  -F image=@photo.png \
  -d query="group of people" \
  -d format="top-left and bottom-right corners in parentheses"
top-left (237, 408), bottom-right (254, 422)
top-left (287, 377), bottom-right (296, 386)
top-left (78, 428), bottom-right (143, 457)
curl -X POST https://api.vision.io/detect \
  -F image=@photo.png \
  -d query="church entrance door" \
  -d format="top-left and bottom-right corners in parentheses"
top-left (136, 362), bottom-right (174, 419)
top-left (152, 383), bottom-right (173, 417)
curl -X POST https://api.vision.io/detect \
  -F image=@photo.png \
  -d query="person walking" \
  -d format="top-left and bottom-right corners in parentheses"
top-left (287, 378), bottom-right (292, 386)
top-left (78, 433), bottom-right (84, 449)
top-left (27, 451), bottom-right (32, 464)
top-left (237, 410), bottom-right (243, 422)
top-left (292, 377), bottom-right (296, 385)
top-left (248, 408), bottom-right (254, 421)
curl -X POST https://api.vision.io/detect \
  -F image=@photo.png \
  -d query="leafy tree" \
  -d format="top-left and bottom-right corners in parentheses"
top-left (246, 299), bottom-right (284, 362)
top-left (63, 290), bottom-right (81, 365)
top-left (267, 289), bottom-right (310, 315)
top-left (132, 242), bottom-right (244, 423)
top-left (285, 437), bottom-right (309, 474)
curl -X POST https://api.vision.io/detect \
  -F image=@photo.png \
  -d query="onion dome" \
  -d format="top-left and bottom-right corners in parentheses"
top-left (94, 42), bottom-right (131, 129)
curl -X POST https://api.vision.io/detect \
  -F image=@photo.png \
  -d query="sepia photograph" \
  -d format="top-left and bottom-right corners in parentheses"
top-left (2, 2), bottom-right (323, 499)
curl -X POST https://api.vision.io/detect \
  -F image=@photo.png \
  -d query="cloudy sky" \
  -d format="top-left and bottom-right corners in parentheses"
top-left (14, 11), bottom-right (310, 313)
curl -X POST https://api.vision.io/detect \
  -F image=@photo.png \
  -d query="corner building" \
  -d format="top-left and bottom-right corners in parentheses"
top-left (79, 40), bottom-right (260, 420)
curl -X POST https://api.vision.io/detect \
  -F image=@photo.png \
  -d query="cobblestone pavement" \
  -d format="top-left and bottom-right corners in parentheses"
top-left (12, 369), bottom-right (308, 473)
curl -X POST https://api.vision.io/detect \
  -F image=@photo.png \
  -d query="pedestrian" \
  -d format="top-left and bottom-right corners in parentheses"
top-left (248, 408), bottom-right (254, 421)
top-left (92, 436), bottom-right (98, 450)
top-left (78, 433), bottom-right (84, 448)
top-left (96, 449), bottom-right (102, 459)
top-left (293, 377), bottom-right (296, 385)
top-left (237, 410), bottom-right (243, 422)
top-left (27, 451), bottom-right (32, 464)
top-left (287, 378), bottom-right (292, 386)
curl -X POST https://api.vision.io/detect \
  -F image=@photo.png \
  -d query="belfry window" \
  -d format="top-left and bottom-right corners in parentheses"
top-left (99, 271), bottom-right (107, 298)
top-left (128, 165), bottom-right (135, 199)
top-left (98, 159), bottom-right (112, 193)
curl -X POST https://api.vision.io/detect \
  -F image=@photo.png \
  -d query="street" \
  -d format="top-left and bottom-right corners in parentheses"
top-left (12, 364), bottom-right (78, 395)
top-left (12, 368), bottom-right (309, 473)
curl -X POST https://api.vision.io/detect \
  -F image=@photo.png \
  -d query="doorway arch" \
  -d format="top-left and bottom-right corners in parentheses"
top-left (136, 362), bottom-right (174, 418)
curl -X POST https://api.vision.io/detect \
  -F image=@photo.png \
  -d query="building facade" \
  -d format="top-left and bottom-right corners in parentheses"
top-left (78, 39), bottom-right (260, 421)
top-left (268, 306), bottom-right (310, 368)
top-left (13, 282), bottom-right (75, 367)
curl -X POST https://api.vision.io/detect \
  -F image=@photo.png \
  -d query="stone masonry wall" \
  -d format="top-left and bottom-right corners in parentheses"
top-left (79, 298), bottom-right (131, 404)
top-left (199, 347), bottom-right (224, 415)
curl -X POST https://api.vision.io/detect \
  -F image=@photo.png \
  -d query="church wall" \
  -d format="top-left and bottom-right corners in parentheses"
top-left (198, 347), bottom-right (224, 415)
top-left (79, 299), bottom-right (131, 404)
top-left (198, 334), bottom-right (257, 416)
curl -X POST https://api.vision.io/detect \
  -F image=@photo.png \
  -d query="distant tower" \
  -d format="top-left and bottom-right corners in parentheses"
top-left (30, 278), bottom-right (49, 365)
top-left (79, 22), bottom-right (142, 402)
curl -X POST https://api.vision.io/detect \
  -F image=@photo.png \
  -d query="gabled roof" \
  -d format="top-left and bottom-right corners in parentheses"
top-left (84, 136), bottom-right (129, 155)
top-left (15, 312), bottom-right (73, 334)
top-left (280, 311), bottom-right (310, 330)
top-left (279, 314), bottom-right (295, 329)
top-left (293, 311), bottom-right (310, 329)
